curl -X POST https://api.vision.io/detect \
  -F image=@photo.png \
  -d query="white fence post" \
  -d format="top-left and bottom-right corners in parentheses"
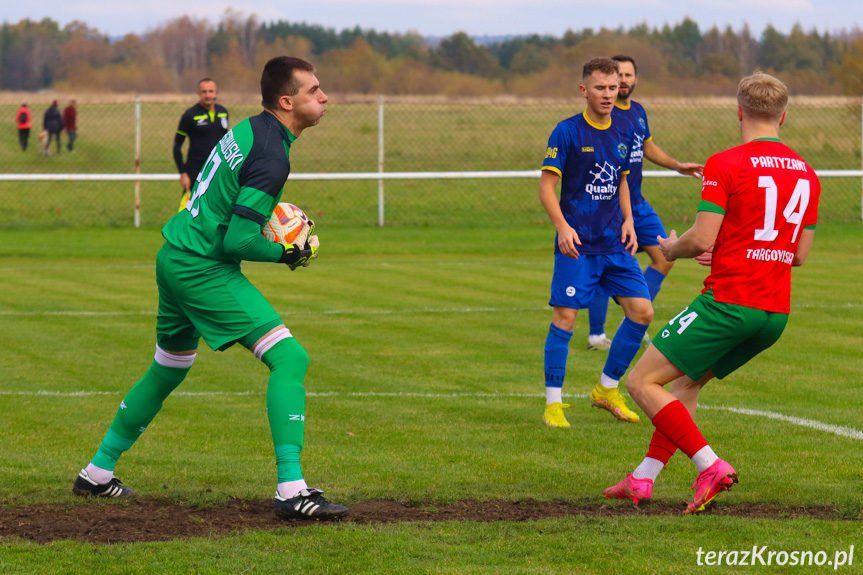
top-left (134, 96), bottom-right (141, 228)
top-left (378, 95), bottom-right (385, 227)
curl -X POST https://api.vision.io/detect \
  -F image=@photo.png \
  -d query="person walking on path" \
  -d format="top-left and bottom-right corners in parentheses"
top-left (16, 104), bottom-right (31, 151)
top-left (43, 100), bottom-right (64, 156)
top-left (63, 100), bottom-right (77, 152)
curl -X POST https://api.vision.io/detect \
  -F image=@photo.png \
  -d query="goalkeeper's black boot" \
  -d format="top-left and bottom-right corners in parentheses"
top-left (72, 469), bottom-right (136, 498)
top-left (274, 488), bottom-right (349, 520)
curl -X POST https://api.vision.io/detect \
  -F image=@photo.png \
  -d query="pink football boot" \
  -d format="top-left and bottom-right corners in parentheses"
top-left (602, 473), bottom-right (654, 504)
top-left (684, 459), bottom-right (738, 514)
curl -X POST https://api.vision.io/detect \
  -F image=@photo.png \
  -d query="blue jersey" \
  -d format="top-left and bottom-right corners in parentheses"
top-left (611, 101), bottom-right (652, 216)
top-left (542, 111), bottom-right (635, 255)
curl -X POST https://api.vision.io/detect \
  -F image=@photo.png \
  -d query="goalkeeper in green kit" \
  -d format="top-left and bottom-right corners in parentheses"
top-left (73, 57), bottom-right (348, 520)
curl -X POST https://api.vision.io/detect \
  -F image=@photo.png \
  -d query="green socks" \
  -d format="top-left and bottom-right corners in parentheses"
top-left (261, 337), bottom-right (309, 482)
top-left (91, 360), bottom-right (190, 470)
top-left (90, 337), bottom-right (309, 486)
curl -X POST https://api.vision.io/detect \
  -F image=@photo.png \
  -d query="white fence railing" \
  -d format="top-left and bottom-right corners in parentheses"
top-left (0, 170), bottom-right (861, 225)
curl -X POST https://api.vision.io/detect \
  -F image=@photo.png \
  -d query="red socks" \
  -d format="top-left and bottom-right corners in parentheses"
top-left (646, 430), bottom-right (677, 464)
top-left (650, 400), bottom-right (708, 459)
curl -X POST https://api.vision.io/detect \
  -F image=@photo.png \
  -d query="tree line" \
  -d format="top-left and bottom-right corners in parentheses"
top-left (1, 12), bottom-right (861, 96)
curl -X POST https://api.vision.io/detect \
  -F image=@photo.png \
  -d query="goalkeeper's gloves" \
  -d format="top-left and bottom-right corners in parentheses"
top-left (302, 234), bottom-right (320, 267)
top-left (279, 235), bottom-right (319, 270)
top-left (291, 218), bottom-right (314, 249)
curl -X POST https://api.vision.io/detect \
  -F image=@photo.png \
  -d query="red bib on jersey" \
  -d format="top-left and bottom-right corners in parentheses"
top-left (700, 139), bottom-right (821, 313)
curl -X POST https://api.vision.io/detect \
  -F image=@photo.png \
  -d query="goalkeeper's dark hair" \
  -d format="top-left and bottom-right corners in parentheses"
top-left (261, 57), bottom-right (316, 111)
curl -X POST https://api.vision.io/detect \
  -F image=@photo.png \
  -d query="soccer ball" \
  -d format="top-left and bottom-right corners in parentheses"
top-left (262, 202), bottom-right (312, 245)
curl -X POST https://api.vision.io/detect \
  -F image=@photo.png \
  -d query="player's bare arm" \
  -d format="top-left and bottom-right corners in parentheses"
top-left (618, 173), bottom-right (637, 255)
top-left (658, 211), bottom-right (724, 261)
top-left (643, 139), bottom-right (704, 179)
top-left (792, 228), bottom-right (816, 266)
top-left (694, 246), bottom-right (713, 267)
top-left (538, 170), bottom-right (581, 259)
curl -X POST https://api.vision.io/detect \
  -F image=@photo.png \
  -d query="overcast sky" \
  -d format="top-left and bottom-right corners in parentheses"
top-left (5, 0), bottom-right (860, 39)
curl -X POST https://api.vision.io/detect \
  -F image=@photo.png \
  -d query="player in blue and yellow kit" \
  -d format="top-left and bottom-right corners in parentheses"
top-left (585, 55), bottom-right (703, 351)
top-left (540, 58), bottom-right (654, 428)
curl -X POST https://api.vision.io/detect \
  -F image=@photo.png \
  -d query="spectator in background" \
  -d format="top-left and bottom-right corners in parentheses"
top-left (64, 100), bottom-right (77, 152)
top-left (43, 100), bottom-right (64, 156)
top-left (16, 104), bottom-right (31, 151)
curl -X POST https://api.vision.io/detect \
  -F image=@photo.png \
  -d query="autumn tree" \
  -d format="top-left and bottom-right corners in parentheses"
top-left (0, 19), bottom-right (61, 90)
top-left (148, 15), bottom-right (209, 85)
top-left (0, 15), bottom-right (854, 96)
top-left (431, 32), bottom-right (499, 77)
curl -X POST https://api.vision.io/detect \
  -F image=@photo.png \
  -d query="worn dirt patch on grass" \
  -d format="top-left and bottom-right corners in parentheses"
top-left (0, 499), bottom-right (844, 544)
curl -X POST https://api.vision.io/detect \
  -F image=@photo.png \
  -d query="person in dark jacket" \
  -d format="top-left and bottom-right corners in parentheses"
top-left (16, 104), bottom-right (31, 151)
top-left (173, 78), bottom-right (229, 211)
top-left (43, 101), bottom-right (64, 156)
top-left (63, 100), bottom-right (77, 152)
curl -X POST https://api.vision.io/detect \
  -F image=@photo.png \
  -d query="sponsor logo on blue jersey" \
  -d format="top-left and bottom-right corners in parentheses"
top-left (630, 133), bottom-right (645, 163)
top-left (586, 161), bottom-right (620, 200)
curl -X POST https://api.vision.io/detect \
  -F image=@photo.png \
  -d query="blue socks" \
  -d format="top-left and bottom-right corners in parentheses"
top-left (544, 323), bottom-right (573, 390)
top-left (587, 292), bottom-right (608, 336)
top-left (644, 266), bottom-right (666, 301)
top-left (602, 317), bottom-right (649, 380)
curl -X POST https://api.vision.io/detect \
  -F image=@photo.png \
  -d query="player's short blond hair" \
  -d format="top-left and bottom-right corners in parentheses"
top-left (737, 73), bottom-right (788, 121)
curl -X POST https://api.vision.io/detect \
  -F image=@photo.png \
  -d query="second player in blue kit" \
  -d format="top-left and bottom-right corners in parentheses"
top-left (539, 57), bottom-right (654, 428)
top-left (585, 55), bottom-right (704, 351)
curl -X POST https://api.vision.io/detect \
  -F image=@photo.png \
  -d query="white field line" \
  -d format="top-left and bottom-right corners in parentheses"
top-left (0, 306), bottom-right (548, 317)
top-left (699, 405), bottom-right (863, 440)
top-left (0, 311), bottom-right (156, 316)
top-left (0, 261), bottom-right (552, 273)
top-left (0, 169), bottom-right (860, 181)
top-left (0, 262), bottom-right (545, 272)
top-left (2, 390), bottom-right (861, 441)
top-left (0, 390), bottom-right (565, 398)
top-left (0, 258), bottom-right (858, 272)
top-left (0, 301), bottom-right (859, 317)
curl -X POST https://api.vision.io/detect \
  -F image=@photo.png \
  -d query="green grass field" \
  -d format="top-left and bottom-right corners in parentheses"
top-left (1, 97), bottom-right (861, 228)
top-left (1, 223), bottom-right (861, 573)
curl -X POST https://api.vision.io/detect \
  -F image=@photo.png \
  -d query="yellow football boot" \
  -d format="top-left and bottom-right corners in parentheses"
top-left (589, 384), bottom-right (640, 423)
top-left (543, 402), bottom-right (572, 428)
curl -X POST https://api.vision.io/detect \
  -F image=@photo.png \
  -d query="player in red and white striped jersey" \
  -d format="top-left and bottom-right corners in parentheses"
top-left (603, 72), bottom-right (821, 514)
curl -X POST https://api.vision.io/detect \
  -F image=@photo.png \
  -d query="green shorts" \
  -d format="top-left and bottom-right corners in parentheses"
top-left (155, 243), bottom-right (283, 352)
top-left (652, 288), bottom-right (788, 381)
